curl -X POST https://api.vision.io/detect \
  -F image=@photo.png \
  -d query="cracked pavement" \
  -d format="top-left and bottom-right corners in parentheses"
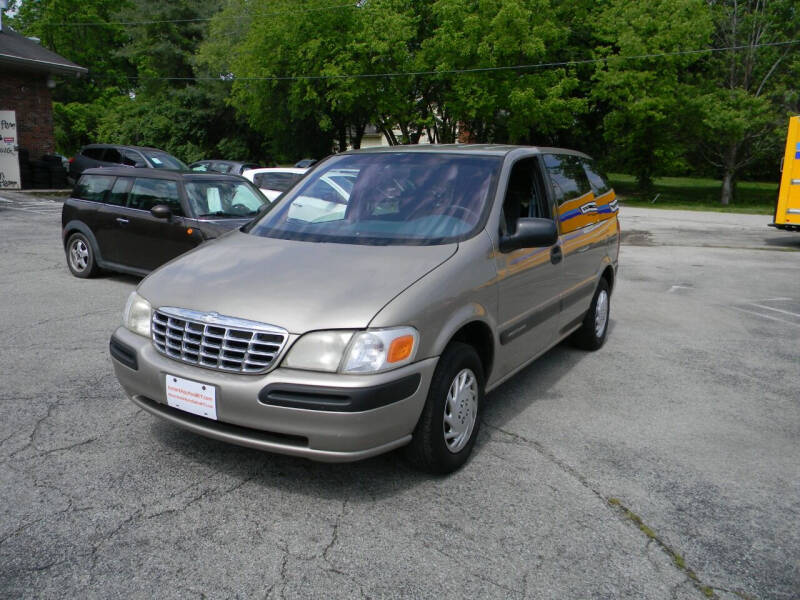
top-left (1, 195), bottom-right (798, 598)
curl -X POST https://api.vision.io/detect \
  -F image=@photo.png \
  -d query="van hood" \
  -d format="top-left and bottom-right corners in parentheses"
top-left (138, 231), bottom-right (457, 333)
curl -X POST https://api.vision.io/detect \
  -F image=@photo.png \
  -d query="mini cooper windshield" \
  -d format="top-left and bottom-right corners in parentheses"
top-left (246, 153), bottom-right (501, 245)
top-left (186, 180), bottom-right (269, 218)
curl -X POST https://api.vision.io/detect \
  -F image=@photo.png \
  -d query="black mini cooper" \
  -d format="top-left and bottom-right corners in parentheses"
top-left (62, 168), bottom-right (270, 278)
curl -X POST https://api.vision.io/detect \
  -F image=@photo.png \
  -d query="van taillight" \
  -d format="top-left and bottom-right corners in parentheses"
top-left (68, 157), bottom-right (75, 163)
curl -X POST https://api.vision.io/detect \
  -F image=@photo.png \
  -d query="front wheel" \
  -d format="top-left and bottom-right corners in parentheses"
top-left (405, 342), bottom-right (484, 474)
top-left (570, 278), bottom-right (610, 350)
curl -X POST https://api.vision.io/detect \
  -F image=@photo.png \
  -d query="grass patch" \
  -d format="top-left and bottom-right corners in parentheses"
top-left (609, 173), bottom-right (778, 215)
top-left (606, 497), bottom-right (717, 599)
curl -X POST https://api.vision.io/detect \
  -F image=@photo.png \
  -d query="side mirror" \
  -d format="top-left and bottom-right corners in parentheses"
top-left (499, 217), bottom-right (558, 253)
top-left (134, 161), bottom-right (147, 168)
top-left (150, 204), bottom-right (172, 219)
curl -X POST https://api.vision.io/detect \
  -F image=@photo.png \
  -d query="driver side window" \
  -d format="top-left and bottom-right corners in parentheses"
top-left (501, 158), bottom-right (550, 234)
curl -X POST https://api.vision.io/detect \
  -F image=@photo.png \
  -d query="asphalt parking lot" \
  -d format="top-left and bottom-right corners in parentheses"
top-left (1, 193), bottom-right (798, 599)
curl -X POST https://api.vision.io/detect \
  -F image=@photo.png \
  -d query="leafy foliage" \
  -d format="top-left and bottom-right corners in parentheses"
top-left (4, 0), bottom-right (798, 201)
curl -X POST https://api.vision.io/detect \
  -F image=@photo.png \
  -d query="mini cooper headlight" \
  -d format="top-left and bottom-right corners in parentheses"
top-left (283, 327), bottom-right (418, 374)
top-left (123, 291), bottom-right (152, 337)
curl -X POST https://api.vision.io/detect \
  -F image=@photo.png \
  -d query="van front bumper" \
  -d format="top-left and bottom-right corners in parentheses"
top-left (110, 327), bottom-right (438, 462)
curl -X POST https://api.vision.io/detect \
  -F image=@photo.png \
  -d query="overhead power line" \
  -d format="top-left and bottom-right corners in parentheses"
top-left (36, 2), bottom-right (360, 27)
top-left (94, 38), bottom-right (800, 82)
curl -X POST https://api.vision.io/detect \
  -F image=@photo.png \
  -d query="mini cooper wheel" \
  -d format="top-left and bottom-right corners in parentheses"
top-left (405, 342), bottom-right (484, 474)
top-left (570, 278), bottom-right (610, 351)
top-left (66, 232), bottom-right (98, 278)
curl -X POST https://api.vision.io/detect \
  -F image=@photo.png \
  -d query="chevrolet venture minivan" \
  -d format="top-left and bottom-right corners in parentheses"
top-left (110, 145), bottom-right (620, 473)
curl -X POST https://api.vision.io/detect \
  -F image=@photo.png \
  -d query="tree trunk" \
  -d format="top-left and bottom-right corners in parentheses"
top-left (350, 123), bottom-right (365, 149)
top-left (720, 170), bottom-right (734, 206)
top-left (720, 144), bottom-right (738, 205)
top-left (337, 126), bottom-right (347, 153)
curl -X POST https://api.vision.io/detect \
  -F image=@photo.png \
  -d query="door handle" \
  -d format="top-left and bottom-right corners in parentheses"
top-left (116, 217), bottom-right (129, 225)
top-left (550, 246), bottom-right (562, 265)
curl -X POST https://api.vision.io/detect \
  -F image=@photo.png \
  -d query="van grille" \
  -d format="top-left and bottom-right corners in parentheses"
top-left (151, 308), bottom-right (288, 374)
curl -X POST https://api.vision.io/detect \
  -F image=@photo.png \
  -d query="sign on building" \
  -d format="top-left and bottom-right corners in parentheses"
top-left (0, 110), bottom-right (21, 190)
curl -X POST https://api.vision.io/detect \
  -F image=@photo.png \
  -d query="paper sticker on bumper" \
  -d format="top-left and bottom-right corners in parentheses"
top-left (166, 375), bottom-right (217, 420)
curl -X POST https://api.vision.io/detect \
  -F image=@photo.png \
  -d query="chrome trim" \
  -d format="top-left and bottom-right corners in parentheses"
top-left (787, 208), bottom-right (800, 215)
top-left (151, 307), bottom-right (288, 374)
top-left (790, 179), bottom-right (800, 185)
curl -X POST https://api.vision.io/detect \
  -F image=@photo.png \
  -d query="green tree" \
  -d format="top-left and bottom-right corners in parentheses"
top-left (423, 0), bottom-right (586, 144)
top-left (7, 0), bottom-right (133, 102)
top-left (697, 0), bottom-right (800, 204)
top-left (591, 0), bottom-right (713, 191)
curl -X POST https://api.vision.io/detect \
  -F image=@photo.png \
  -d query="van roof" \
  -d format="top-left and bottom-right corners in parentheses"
top-left (343, 144), bottom-right (592, 159)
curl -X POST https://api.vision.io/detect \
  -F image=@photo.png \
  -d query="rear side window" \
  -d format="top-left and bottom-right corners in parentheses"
top-left (81, 148), bottom-right (105, 160)
top-left (254, 172), bottom-right (303, 192)
top-left (127, 178), bottom-right (183, 215)
top-left (103, 148), bottom-right (123, 164)
top-left (581, 159), bottom-right (612, 196)
top-left (74, 175), bottom-right (115, 202)
top-left (543, 154), bottom-right (592, 205)
top-left (108, 177), bottom-right (133, 206)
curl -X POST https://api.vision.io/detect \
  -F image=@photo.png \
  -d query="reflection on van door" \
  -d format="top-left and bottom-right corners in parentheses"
top-left (495, 157), bottom-right (562, 376)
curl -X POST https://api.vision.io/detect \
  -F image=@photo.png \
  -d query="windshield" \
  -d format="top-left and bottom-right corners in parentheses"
top-left (246, 153), bottom-right (500, 245)
top-left (186, 180), bottom-right (268, 218)
top-left (142, 150), bottom-right (188, 170)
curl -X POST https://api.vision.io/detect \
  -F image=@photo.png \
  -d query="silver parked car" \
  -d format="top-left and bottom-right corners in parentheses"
top-left (110, 145), bottom-right (620, 473)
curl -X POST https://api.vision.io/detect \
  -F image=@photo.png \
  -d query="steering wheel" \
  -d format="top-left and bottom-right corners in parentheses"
top-left (230, 203), bottom-right (252, 215)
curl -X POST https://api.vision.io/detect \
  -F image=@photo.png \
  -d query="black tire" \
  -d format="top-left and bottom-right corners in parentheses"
top-left (570, 278), bottom-right (610, 351)
top-left (405, 342), bottom-right (484, 474)
top-left (65, 232), bottom-right (98, 278)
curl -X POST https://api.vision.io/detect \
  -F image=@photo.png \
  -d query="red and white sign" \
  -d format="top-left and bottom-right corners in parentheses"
top-left (165, 375), bottom-right (217, 420)
top-left (0, 110), bottom-right (20, 190)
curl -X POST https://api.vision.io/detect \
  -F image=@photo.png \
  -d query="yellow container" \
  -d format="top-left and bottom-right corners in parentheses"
top-left (771, 115), bottom-right (800, 231)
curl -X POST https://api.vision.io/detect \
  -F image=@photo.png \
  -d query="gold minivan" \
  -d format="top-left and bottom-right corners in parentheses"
top-left (110, 145), bottom-right (620, 473)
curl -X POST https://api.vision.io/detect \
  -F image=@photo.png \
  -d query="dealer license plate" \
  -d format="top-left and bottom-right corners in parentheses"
top-left (165, 375), bottom-right (217, 420)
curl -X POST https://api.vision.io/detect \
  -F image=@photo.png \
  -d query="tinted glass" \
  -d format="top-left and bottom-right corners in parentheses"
top-left (543, 154), bottom-right (592, 205)
top-left (140, 151), bottom-right (187, 170)
top-left (103, 148), bottom-right (123, 164)
top-left (185, 180), bottom-right (267, 218)
top-left (128, 178), bottom-right (182, 215)
top-left (213, 162), bottom-right (233, 173)
top-left (191, 162), bottom-right (211, 172)
top-left (502, 158), bottom-right (550, 233)
top-left (254, 172), bottom-right (304, 192)
top-left (108, 177), bottom-right (133, 206)
top-left (247, 153), bottom-right (501, 246)
top-left (82, 148), bottom-right (105, 160)
top-left (74, 175), bottom-right (114, 202)
top-left (581, 158), bottom-right (612, 195)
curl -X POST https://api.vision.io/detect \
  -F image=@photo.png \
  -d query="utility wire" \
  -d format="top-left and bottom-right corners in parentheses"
top-left (35, 2), bottom-right (360, 27)
top-left (93, 38), bottom-right (800, 82)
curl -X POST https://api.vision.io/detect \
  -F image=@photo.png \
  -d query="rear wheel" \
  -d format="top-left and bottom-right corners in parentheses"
top-left (570, 278), bottom-right (610, 350)
top-left (66, 232), bottom-right (98, 278)
top-left (405, 342), bottom-right (484, 474)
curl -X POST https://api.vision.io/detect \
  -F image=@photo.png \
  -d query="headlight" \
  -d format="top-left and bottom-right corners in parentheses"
top-left (123, 291), bottom-right (152, 337)
top-left (342, 328), bottom-right (418, 373)
top-left (283, 327), bottom-right (418, 374)
top-left (282, 331), bottom-right (353, 372)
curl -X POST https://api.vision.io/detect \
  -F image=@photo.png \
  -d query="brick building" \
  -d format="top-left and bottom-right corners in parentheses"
top-left (0, 24), bottom-right (86, 188)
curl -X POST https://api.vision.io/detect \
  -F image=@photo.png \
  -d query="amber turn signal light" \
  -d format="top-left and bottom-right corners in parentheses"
top-left (387, 335), bottom-right (414, 363)
top-left (186, 228), bottom-right (194, 235)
